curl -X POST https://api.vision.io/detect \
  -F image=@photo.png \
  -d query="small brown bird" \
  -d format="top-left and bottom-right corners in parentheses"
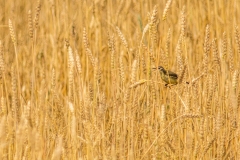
top-left (153, 66), bottom-right (178, 86)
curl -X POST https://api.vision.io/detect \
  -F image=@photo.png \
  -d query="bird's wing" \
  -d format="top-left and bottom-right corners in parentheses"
top-left (167, 70), bottom-right (178, 79)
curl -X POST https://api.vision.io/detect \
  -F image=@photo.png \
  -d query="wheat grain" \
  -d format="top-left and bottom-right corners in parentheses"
top-left (149, 5), bottom-right (158, 45)
top-left (165, 28), bottom-right (171, 69)
top-left (228, 44), bottom-right (234, 74)
top-left (0, 41), bottom-right (5, 77)
top-left (83, 28), bottom-right (90, 50)
top-left (119, 51), bottom-right (125, 84)
top-left (11, 65), bottom-right (19, 124)
top-left (34, 1), bottom-right (41, 29)
top-left (75, 53), bottom-right (82, 75)
top-left (9, 19), bottom-right (16, 46)
top-left (232, 69), bottom-right (239, 90)
top-left (212, 39), bottom-right (220, 68)
top-left (162, 0), bottom-right (172, 20)
top-left (203, 25), bottom-right (210, 75)
top-left (28, 10), bottom-right (33, 39)
top-left (129, 79), bottom-right (147, 88)
top-left (221, 32), bottom-right (227, 60)
top-left (130, 59), bottom-right (137, 84)
top-left (176, 36), bottom-right (184, 72)
top-left (116, 27), bottom-right (128, 50)
top-left (180, 6), bottom-right (186, 38)
top-left (235, 25), bottom-right (240, 56)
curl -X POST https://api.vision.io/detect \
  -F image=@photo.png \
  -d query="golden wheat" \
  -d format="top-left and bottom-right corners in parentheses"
top-left (0, 0), bottom-right (240, 159)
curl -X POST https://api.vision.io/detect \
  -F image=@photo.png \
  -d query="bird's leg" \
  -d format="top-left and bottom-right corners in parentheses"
top-left (165, 84), bottom-right (174, 89)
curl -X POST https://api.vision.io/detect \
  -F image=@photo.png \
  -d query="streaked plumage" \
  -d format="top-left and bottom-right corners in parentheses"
top-left (155, 66), bottom-right (178, 85)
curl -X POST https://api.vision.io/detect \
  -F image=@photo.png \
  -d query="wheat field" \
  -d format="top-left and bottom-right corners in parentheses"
top-left (0, 0), bottom-right (240, 159)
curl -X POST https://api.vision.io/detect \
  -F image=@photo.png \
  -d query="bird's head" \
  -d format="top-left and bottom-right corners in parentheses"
top-left (157, 66), bottom-right (165, 72)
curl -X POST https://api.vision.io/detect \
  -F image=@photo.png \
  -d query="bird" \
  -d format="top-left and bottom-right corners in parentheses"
top-left (153, 66), bottom-right (178, 86)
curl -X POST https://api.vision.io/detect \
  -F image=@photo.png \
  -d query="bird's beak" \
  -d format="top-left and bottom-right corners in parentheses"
top-left (152, 67), bottom-right (157, 70)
